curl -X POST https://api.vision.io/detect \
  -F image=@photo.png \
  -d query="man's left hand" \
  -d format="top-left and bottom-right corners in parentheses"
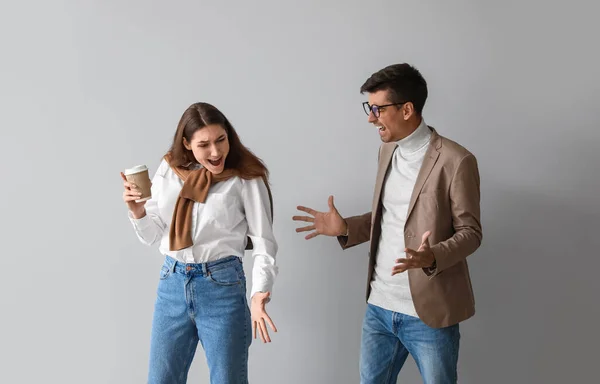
top-left (392, 231), bottom-right (435, 275)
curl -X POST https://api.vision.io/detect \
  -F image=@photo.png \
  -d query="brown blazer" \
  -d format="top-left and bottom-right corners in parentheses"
top-left (338, 127), bottom-right (482, 328)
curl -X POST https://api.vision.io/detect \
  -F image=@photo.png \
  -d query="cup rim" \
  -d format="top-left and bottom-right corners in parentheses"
top-left (124, 164), bottom-right (148, 176)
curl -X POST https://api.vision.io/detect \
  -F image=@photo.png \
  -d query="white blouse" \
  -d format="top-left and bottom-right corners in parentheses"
top-left (128, 159), bottom-right (278, 299)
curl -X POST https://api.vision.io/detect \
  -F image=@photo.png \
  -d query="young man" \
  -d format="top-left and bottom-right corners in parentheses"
top-left (293, 63), bottom-right (482, 384)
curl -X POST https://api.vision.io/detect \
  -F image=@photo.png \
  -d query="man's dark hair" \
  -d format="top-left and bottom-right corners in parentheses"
top-left (360, 63), bottom-right (428, 115)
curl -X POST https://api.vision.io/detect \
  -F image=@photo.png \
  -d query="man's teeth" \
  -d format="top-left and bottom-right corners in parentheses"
top-left (377, 126), bottom-right (384, 131)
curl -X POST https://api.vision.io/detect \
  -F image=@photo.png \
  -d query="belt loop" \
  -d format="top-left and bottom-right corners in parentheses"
top-left (202, 263), bottom-right (209, 276)
top-left (169, 257), bottom-right (176, 273)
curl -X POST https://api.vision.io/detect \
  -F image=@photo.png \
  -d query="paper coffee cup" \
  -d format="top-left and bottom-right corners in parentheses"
top-left (124, 165), bottom-right (152, 203)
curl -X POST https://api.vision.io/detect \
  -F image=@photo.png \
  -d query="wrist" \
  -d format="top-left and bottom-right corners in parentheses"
top-left (130, 208), bottom-right (146, 219)
top-left (252, 292), bottom-right (271, 306)
top-left (340, 220), bottom-right (349, 236)
top-left (252, 291), bottom-right (267, 300)
top-left (428, 253), bottom-right (437, 269)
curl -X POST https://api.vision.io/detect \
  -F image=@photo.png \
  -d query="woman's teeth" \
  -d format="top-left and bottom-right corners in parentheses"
top-left (208, 158), bottom-right (222, 166)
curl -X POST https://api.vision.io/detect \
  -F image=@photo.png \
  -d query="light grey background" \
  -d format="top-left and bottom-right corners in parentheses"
top-left (1, 0), bottom-right (599, 383)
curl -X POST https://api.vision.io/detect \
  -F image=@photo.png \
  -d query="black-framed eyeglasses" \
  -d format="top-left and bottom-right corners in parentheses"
top-left (362, 101), bottom-right (407, 118)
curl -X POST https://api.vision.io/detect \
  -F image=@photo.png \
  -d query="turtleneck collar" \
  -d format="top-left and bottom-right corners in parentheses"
top-left (395, 118), bottom-right (431, 157)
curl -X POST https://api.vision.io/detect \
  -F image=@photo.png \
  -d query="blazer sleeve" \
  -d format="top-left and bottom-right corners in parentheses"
top-left (428, 153), bottom-right (482, 276)
top-left (337, 144), bottom-right (384, 250)
top-left (337, 212), bottom-right (372, 249)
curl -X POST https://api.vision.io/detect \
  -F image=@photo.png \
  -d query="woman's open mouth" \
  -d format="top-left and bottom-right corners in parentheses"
top-left (208, 157), bottom-right (223, 167)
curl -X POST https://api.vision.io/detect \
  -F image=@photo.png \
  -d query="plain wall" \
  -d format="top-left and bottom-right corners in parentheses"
top-left (1, 0), bottom-right (598, 383)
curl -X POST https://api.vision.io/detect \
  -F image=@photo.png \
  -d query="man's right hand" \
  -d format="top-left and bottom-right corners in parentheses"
top-left (293, 196), bottom-right (347, 240)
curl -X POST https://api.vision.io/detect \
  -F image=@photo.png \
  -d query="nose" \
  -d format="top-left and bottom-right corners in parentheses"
top-left (210, 145), bottom-right (220, 158)
top-left (368, 112), bottom-right (377, 123)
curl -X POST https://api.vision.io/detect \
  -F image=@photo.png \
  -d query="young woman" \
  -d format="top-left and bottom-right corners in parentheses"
top-left (121, 102), bottom-right (278, 384)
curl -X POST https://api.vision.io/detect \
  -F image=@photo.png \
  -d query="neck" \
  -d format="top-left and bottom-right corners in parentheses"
top-left (396, 117), bottom-right (431, 155)
top-left (405, 116), bottom-right (422, 135)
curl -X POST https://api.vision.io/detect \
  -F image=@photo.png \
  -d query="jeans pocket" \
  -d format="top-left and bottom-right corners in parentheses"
top-left (159, 265), bottom-right (171, 280)
top-left (208, 264), bottom-right (243, 286)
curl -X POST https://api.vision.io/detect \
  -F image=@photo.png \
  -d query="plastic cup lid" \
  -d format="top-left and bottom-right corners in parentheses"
top-left (124, 165), bottom-right (148, 175)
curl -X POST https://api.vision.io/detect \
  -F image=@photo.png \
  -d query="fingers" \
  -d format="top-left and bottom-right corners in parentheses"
top-left (262, 318), bottom-right (272, 342)
top-left (257, 320), bottom-right (269, 343)
top-left (392, 248), bottom-right (422, 275)
top-left (305, 231), bottom-right (319, 240)
top-left (394, 250), bottom-right (429, 274)
top-left (123, 182), bottom-right (142, 204)
top-left (420, 231), bottom-right (432, 249)
top-left (295, 225), bottom-right (315, 233)
top-left (123, 188), bottom-right (142, 200)
top-left (395, 258), bottom-right (418, 267)
top-left (296, 205), bottom-right (317, 216)
top-left (123, 194), bottom-right (142, 202)
top-left (263, 312), bottom-right (277, 333)
top-left (391, 258), bottom-right (420, 275)
top-left (121, 173), bottom-right (151, 192)
top-left (123, 180), bottom-right (138, 190)
top-left (292, 215), bottom-right (315, 223)
top-left (121, 172), bottom-right (137, 190)
top-left (253, 303), bottom-right (276, 343)
top-left (328, 195), bottom-right (336, 212)
top-left (391, 264), bottom-right (409, 275)
top-left (404, 247), bottom-right (419, 258)
top-left (402, 248), bottom-right (425, 265)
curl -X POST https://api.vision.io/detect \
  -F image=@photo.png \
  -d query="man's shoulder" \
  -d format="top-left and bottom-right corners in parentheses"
top-left (432, 128), bottom-right (476, 162)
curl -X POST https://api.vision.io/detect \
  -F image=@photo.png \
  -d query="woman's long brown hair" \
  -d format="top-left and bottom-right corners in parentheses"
top-left (167, 102), bottom-right (269, 181)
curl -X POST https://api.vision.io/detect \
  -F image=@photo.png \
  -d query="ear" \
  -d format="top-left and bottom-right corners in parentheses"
top-left (402, 102), bottom-right (416, 121)
top-left (183, 137), bottom-right (191, 150)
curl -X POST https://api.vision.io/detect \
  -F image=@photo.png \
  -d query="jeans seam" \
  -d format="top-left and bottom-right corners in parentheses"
top-left (181, 335), bottom-right (196, 382)
top-left (385, 340), bottom-right (401, 384)
top-left (240, 285), bottom-right (250, 384)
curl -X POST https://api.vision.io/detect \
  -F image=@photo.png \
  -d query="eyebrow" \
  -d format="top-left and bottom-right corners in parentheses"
top-left (198, 134), bottom-right (226, 144)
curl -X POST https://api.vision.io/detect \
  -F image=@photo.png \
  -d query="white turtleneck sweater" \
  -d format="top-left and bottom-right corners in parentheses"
top-left (368, 119), bottom-right (432, 317)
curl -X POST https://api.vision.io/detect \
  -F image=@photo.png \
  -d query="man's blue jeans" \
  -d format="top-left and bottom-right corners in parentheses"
top-left (360, 303), bottom-right (460, 384)
top-left (147, 255), bottom-right (251, 384)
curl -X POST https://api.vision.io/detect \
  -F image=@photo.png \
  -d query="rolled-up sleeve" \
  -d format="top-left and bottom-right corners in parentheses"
top-left (241, 177), bottom-right (279, 300)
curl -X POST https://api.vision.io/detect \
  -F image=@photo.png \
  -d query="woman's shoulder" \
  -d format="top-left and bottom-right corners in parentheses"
top-left (239, 175), bottom-right (271, 196)
top-left (154, 158), bottom-right (172, 178)
top-left (240, 174), bottom-right (268, 186)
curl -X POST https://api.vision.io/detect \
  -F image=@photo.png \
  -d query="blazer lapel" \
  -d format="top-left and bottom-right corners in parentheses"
top-left (406, 128), bottom-right (441, 221)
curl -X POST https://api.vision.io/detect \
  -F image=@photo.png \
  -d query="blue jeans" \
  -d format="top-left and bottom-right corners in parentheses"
top-left (148, 256), bottom-right (251, 384)
top-left (360, 303), bottom-right (460, 384)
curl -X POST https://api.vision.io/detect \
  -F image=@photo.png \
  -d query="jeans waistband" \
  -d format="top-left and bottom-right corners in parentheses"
top-left (164, 255), bottom-right (241, 276)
